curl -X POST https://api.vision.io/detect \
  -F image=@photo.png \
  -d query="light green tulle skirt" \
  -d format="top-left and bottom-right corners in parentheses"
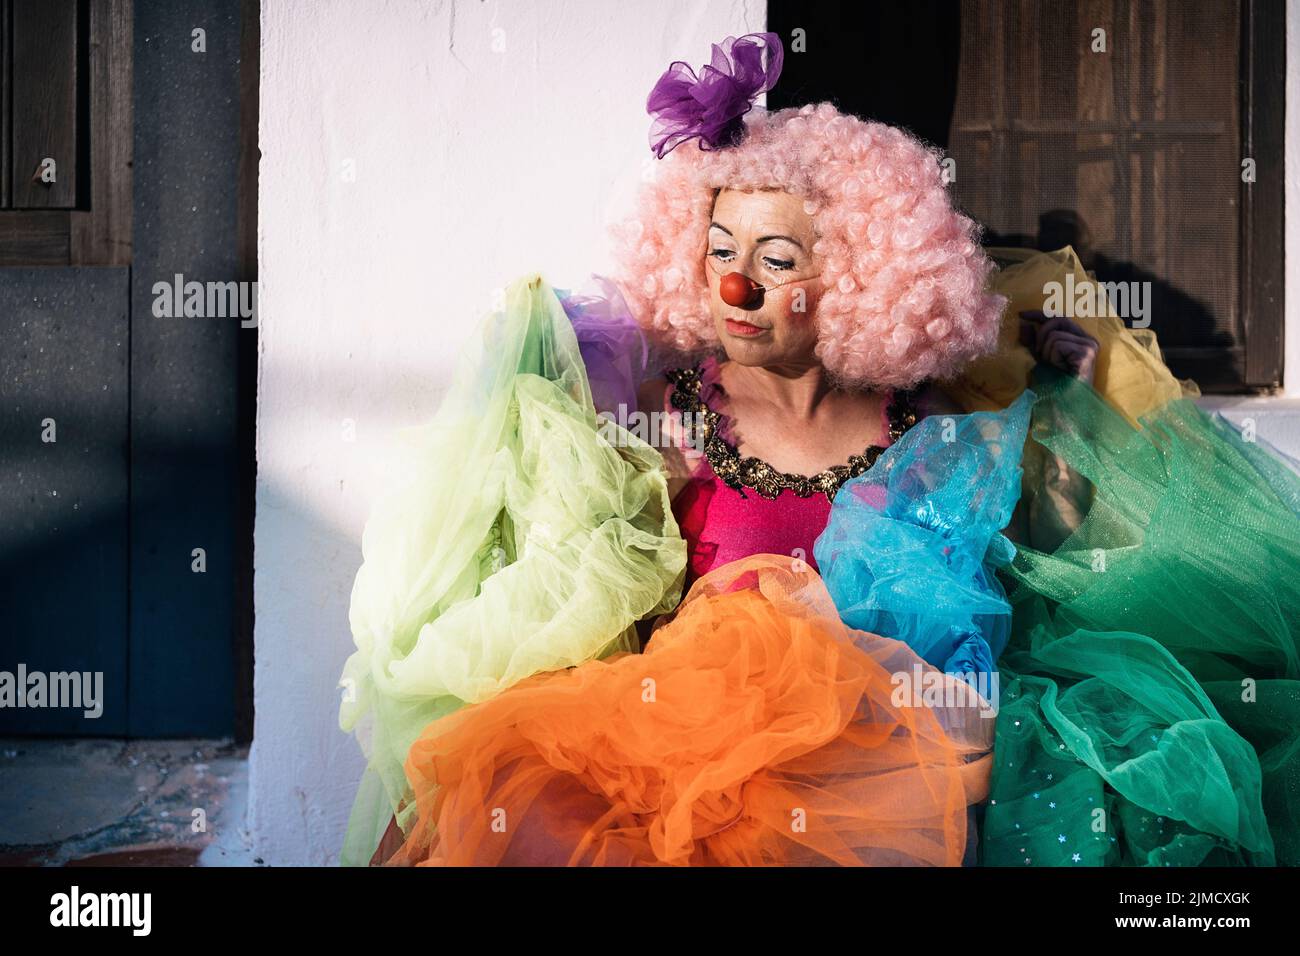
top-left (337, 275), bottom-right (685, 865)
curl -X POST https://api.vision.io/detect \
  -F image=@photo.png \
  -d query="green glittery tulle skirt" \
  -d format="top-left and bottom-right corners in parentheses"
top-left (982, 368), bottom-right (1300, 866)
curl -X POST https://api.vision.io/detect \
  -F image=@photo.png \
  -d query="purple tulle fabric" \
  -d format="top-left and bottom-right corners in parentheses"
top-left (557, 276), bottom-right (650, 419)
top-left (647, 32), bottom-right (784, 159)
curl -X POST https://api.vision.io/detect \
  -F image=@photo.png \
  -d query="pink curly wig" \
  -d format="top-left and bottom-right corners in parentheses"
top-left (612, 102), bottom-right (1005, 389)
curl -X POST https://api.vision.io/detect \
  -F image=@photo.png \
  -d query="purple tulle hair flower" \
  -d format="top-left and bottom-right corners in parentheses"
top-left (647, 32), bottom-right (784, 159)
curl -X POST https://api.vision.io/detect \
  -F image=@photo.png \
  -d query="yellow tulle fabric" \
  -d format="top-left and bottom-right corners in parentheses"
top-left (946, 246), bottom-right (1199, 424)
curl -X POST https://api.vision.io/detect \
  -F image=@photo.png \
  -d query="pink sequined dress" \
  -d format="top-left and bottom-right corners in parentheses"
top-left (659, 357), bottom-right (918, 582)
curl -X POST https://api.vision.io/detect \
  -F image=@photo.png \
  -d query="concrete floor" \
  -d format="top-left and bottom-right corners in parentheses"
top-left (0, 738), bottom-right (259, 866)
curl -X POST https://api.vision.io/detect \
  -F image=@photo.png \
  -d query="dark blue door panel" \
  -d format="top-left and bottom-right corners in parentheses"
top-left (1, 267), bottom-right (131, 735)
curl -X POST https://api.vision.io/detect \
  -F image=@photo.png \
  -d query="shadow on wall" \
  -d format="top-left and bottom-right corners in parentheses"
top-left (1, 429), bottom-right (243, 738)
top-left (987, 209), bottom-right (1231, 353)
top-left (249, 475), bottom-right (368, 866)
top-left (0, 439), bottom-right (366, 863)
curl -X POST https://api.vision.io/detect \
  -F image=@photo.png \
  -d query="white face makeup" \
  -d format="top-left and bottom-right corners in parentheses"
top-left (705, 188), bottom-right (825, 369)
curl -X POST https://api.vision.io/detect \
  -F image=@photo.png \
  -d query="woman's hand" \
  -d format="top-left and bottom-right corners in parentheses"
top-left (1019, 311), bottom-right (1099, 384)
top-left (1013, 313), bottom-right (1098, 549)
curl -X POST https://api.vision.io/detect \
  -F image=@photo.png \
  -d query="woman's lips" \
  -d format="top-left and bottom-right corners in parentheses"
top-left (725, 318), bottom-right (769, 337)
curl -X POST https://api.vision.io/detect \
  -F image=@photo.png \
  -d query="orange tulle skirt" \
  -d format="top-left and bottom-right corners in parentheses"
top-left (389, 556), bottom-right (995, 866)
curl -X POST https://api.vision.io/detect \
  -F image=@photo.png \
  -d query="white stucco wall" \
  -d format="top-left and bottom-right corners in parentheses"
top-left (251, 0), bottom-right (1299, 866)
top-left (251, 0), bottom-right (763, 866)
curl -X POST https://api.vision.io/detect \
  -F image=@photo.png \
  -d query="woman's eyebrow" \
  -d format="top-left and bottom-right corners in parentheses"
top-left (708, 222), bottom-right (804, 251)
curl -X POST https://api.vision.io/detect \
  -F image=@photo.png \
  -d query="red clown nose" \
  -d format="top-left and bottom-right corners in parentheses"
top-left (719, 271), bottom-right (764, 308)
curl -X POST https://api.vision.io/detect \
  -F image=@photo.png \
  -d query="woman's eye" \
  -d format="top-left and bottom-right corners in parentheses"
top-left (763, 257), bottom-right (795, 272)
top-left (708, 248), bottom-right (735, 261)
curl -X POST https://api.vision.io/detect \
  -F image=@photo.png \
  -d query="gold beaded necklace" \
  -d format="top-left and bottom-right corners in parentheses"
top-left (664, 365), bottom-right (919, 501)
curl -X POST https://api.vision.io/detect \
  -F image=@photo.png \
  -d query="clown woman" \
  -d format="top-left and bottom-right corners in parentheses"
top-left (340, 34), bottom-right (1300, 868)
